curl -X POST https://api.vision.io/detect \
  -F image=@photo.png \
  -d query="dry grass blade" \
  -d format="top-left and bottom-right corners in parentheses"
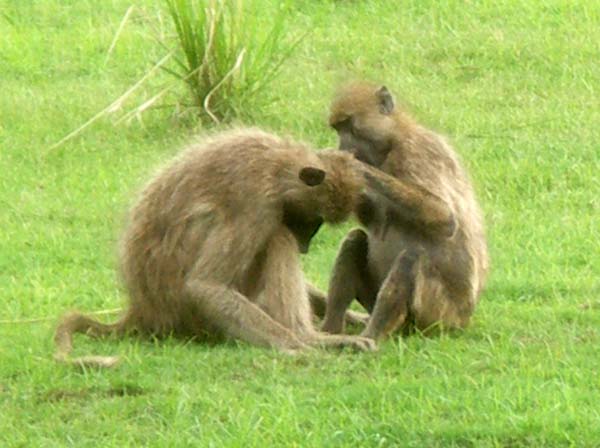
top-left (203, 48), bottom-right (246, 123)
top-left (163, 0), bottom-right (303, 123)
top-left (0, 308), bottom-right (123, 325)
top-left (46, 51), bottom-right (173, 154)
top-left (104, 5), bottom-right (135, 66)
top-left (115, 63), bottom-right (205, 125)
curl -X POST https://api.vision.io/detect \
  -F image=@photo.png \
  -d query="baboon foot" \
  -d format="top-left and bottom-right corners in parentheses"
top-left (314, 334), bottom-right (377, 352)
top-left (336, 335), bottom-right (377, 352)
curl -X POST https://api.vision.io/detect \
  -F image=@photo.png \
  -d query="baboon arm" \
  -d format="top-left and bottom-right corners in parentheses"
top-left (359, 164), bottom-right (456, 237)
top-left (307, 283), bottom-right (327, 317)
top-left (322, 229), bottom-right (375, 334)
top-left (187, 219), bottom-right (275, 284)
top-left (185, 279), bottom-right (307, 350)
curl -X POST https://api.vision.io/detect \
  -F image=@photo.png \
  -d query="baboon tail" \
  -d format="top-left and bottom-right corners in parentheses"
top-left (54, 311), bottom-right (130, 368)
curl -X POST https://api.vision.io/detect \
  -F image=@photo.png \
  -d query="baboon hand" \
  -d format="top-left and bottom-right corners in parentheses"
top-left (337, 335), bottom-right (378, 352)
top-left (355, 192), bottom-right (379, 226)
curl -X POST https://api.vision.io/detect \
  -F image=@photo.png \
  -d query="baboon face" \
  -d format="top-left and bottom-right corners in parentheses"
top-left (283, 204), bottom-right (323, 254)
top-left (282, 166), bottom-right (327, 253)
top-left (329, 84), bottom-right (396, 168)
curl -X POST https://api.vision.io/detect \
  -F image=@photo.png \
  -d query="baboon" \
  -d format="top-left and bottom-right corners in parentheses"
top-left (54, 128), bottom-right (376, 367)
top-left (321, 82), bottom-right (489, 341)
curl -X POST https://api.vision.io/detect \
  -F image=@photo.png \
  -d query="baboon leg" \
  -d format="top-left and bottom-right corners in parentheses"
top-left (308, 283), bottom-right (369, 326)
top-left (361, 248), bottom-right (423, 341)
top-left (322, 229), bottom-right (377, 334)
top-left (411, 278), bottom-right (471, 333)
top-left (254, 231), bottom-right (374, 352)
top-left (184, 280), bottom-right (307, 351)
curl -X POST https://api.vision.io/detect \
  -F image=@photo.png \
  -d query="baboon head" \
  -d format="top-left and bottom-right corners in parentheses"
top-left (283, 150), bottom-right (364, 252)
top-left (312, 150), bottom-right (364, 224)
top-left (329, 82), bottom-right (400, 168)
top-left (284, 166), bottom-right (327, 253)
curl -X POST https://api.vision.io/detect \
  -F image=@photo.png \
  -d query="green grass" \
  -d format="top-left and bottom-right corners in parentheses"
top-left (1, 0), bottom-right (599, 446)
top-left (164, 0), bottom-right (302, 123)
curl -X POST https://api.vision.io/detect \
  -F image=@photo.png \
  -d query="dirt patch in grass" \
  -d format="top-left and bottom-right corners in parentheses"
top-left (40, 384), bottom-right (145, 402)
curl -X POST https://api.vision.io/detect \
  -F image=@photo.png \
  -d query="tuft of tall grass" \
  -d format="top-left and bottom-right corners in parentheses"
top-left (164, 0), bottom-right (303, 124)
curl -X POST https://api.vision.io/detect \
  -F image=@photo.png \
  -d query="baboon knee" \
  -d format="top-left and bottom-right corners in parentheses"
top-left (434, 213), bottom-right (458, 240)
top-left (339, 228), bottom-right (368, 260)
top-left (386, 246), bottom-right (424, 286)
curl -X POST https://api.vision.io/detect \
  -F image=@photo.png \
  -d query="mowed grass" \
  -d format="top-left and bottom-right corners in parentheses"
top-left (1, 0), bottom-right (599, 446)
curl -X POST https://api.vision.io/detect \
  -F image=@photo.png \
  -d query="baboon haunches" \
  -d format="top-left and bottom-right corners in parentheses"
top-left (55, 128), bottom-right (375, 367)
top-left (322, 82), bottom-right (489, 340)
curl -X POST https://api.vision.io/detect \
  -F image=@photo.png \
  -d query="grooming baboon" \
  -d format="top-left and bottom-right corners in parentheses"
top-left (321, 82), bottom-right (489, 341)
top-left (55, 128), bottom-right (376, 367)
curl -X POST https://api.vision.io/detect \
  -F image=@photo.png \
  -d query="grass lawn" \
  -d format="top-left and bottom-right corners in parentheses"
top-left (1, 0), bottom-right (599, 446)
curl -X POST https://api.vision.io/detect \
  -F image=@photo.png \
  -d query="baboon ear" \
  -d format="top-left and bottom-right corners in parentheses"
top-left (376, 86), bottom-right (395, 115)
top-left (299, 167), bottom-right (326, 187)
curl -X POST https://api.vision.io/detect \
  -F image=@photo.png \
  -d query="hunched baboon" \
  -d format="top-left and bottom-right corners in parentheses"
top-left (55, 128), bottom-right (376, 367)
top-left (321, 82), bottom-right (489, 341)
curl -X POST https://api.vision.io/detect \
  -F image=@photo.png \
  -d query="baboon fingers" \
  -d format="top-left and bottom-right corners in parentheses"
top-left (343, 335), bottom-right (377, 352)
top-left (308, 334), bottom-right (377, 352)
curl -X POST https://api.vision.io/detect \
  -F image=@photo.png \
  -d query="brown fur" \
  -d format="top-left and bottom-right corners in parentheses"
top-left (54, 128), bottom-right (376, 367)
top-left (321, 82), bottom-right (489, 341)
